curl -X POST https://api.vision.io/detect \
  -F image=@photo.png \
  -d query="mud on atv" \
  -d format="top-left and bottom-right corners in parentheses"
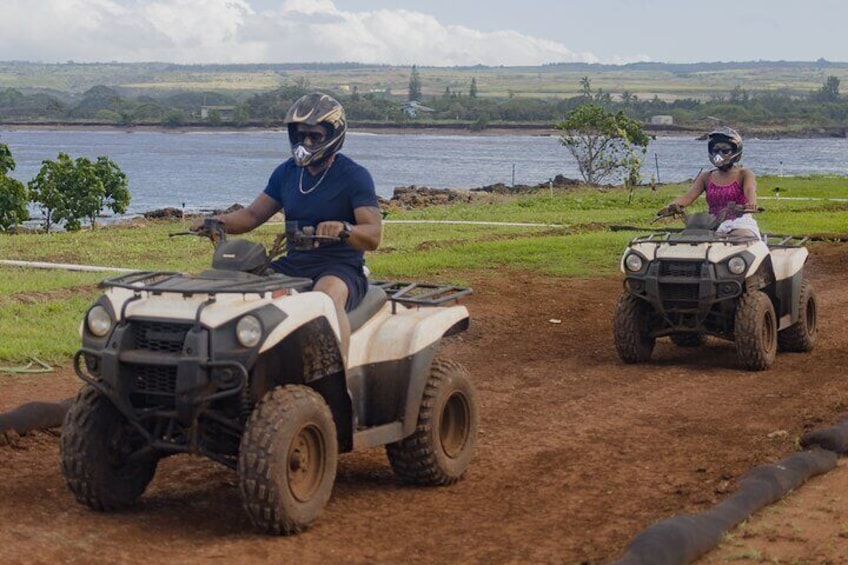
top-left (60, 219), bottom-right (478, 534)
top-left (613, 204), bottom-right (817, 371)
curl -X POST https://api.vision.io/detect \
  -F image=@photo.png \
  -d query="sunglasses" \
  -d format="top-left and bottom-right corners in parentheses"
top-left (294, 131), bottom-right (326, 144)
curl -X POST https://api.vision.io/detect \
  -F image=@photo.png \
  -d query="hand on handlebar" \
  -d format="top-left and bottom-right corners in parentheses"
top-left (170, 216), bottom-right (223, 240)
top-left (189, 216), bottom-right (219, 232)
top-left (315, 220), bottom-right (349, 240)
top-left (188, 217), bottom-right (225, 243)
top-left (286, 224), bottom-right (341, 251)
top-left (657, 203), bottom-right (684, 217)
top-left (303, 221), bottom-right (350, 247)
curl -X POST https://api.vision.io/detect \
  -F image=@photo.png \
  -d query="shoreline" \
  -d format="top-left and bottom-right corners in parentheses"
top-left (2, 121), bottom-right (845, 139)
top-left (0, 122), bottom-right (561, 137)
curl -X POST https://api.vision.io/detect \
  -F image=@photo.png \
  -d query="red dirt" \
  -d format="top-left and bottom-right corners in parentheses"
top-left (1, 243), bottom-right (847, 564)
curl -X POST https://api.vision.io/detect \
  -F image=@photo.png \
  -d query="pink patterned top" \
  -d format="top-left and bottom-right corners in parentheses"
top-left (706, 174), bottom-right (747, 219)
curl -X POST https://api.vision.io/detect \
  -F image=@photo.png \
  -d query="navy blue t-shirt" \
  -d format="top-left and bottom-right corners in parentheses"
top-left (262, 153), bottom-right (378, 274)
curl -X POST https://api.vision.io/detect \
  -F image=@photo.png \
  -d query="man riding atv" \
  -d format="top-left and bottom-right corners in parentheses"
top-left (197, 91), bottom-right (382, 360)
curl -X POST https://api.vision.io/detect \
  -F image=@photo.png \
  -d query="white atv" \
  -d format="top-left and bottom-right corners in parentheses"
top-left (60, 220), bottom-right (478, 534)
top-left (613, 204), bottom-right (817, 371)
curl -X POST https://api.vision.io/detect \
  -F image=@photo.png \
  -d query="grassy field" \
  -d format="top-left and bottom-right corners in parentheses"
top-left (1, 175), bottom-right (846, 365)
top-left (4, 60), bottom-right (848, 102)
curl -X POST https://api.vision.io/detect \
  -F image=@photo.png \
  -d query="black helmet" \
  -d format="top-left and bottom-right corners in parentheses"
top-left (707, 127), bottom-right (743, 168)
top-left (285, 92), bottom-right (346, 167)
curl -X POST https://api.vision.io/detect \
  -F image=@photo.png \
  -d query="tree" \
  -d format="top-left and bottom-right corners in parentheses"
top-left (469, 77), bottom-right (478, 99)
top-left (815, 75), bottom-right (840, 102)
top-left (580, 76), bottom-right (592, 98)
top-left (0, 175), bottom-right (28, 231)
top-left (555, 103), bottom-right (651, 186)
top-left (729, 84), bottom-right (749, 104)
top-left (28, 153), bottom-right (130, 232)
top-left (232, 105), bottom-right (250, 126)
top-left (91, 156), bottom-right (130, 227)
top-left (162, 110), bottom-right (186, 128)
top-left (408, 65), bottom-right (422, 102)
top-left (0, 142), bottom-right (15, 175)
top-left (28, 153), bottom-right (73, 232)
top-left (0, 142), bottom-right (28, 231)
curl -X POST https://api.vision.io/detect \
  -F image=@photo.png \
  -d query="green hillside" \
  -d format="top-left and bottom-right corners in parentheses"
top-left (3, 60), bottom-right (848, 100)
top-left (1, 60), bottom-right (847, 134)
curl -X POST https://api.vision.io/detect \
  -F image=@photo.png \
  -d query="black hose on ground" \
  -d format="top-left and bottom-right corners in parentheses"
top-left (613, 447), bottom-right (838, 565)
top-left (0, 398), bottom-right (73, 436)
top-left (800, 419), bottom-right (848, 454)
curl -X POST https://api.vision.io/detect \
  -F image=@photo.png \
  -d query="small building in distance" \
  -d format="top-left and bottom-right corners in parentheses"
top-left (200, 105), bottom-right (236, 121)
top-left (649, 115), bottom-right (674, 126)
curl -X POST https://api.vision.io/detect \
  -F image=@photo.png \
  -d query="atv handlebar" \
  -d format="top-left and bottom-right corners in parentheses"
top-left (171, 218), bottom-right (347, 255)
top-left (653, 201), bottom-right (764, 224)
top-left (287, 226), bottom-right (345, 251)
top-left (170, 217), bottom-right (226, 242)
top-left (653, 203), bottom-right (686, 223)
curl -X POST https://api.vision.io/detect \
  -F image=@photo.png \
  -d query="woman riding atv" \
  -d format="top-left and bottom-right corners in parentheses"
top-left (660, 127), bottom-right (760, 239)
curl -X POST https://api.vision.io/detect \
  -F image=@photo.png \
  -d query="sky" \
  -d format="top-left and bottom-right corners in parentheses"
top-left (2, 0), bottom-right (847, 67)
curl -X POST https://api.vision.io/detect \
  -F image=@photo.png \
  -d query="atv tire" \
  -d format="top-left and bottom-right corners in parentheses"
top-left (613, 293), bottom-right (656, 363)
top-left (734, 291), bottom-right (778, 371)
top-left (778, 279), bottom-right (817, 353)
top-left (386, 359), bottom-right (478, 486)
top-left (60, 385), bottom-right (158, 511)
top-left (239, 385), bottom-right (338, 535)
top-left (670, 333), bottom-right (706, 347)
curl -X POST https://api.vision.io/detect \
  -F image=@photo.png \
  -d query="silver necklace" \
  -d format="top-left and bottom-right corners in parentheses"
top-left (298, 159), bottom-right (334, 194)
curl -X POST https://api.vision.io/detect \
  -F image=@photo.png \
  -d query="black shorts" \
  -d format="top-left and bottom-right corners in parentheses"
top-left (271, 260), bottom-right (368, 312)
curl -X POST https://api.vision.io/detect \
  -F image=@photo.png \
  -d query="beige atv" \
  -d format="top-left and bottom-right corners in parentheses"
top-left (60, 220), bottom-right (478, 534)
top-left (614, 205), bottom-right (817, 371)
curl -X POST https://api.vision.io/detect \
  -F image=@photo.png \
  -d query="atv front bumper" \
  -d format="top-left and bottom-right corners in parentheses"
top-left (624, 258), bottom-right (745, 333)
top-left (74, 318), bottom-right (251, 465)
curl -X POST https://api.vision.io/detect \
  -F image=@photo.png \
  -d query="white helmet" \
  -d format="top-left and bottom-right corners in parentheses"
top-left (707, 127), bottom-right (743, 168)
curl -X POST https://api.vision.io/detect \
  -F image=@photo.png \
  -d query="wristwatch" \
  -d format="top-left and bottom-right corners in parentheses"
top-left (340, 221), bottom-right (353, 239)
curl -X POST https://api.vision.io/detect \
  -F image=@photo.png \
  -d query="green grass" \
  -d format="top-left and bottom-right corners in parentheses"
top-left (0, 295), bottom-right (99, 361)
top-left (1, 174), bottom-right (845, 365)
top-left (0, 268), bottom-right (104, 295)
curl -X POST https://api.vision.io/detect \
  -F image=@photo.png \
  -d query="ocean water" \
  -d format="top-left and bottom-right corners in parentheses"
top-left (2, 128), bottom-right (846, 216)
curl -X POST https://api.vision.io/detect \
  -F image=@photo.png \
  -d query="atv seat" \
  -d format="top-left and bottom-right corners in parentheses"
top-left (348, 285), bottom-right (388, 332)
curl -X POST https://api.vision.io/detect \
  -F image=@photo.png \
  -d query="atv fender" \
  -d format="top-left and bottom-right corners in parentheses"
top-left (351, 304), bottom-right (469, 438)
top-left (350, 304), bottom-right (469, 365)
top-left (769, 247), bottom-right (809, 329)
top-left (769, 246), bottom-right (808, 282)
top-left (258, 291), bottom-right (341, 354)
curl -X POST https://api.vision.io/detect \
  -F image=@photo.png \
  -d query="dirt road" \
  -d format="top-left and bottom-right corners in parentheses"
top-left (1, 243), bottom-right (846, 564)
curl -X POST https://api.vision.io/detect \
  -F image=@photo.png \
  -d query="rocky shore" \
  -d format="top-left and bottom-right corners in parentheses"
top-left (140, 175), bottom-right (584, 220)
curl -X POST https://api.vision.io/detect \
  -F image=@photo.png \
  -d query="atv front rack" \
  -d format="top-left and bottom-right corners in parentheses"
top-left (763, 233), bottom-right (810, 248)
top-left (371, 280), bottom-right (471, 312)
top-left (630, 231), bottom-right (760, 246)
top-left (99, 270), bottom-right (313, 297)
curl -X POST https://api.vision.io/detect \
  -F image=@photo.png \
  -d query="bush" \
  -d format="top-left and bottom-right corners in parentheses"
top-left (28, 153), bottom-right (130, 232)
top-left (0, 175), bottom-right (28, 231)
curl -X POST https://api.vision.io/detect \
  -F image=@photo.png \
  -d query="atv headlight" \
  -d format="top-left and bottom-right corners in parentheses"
top-left (86, 305), bottom-right (113, 337)
top-left (236, 315), bottom-right (262, 348)
top-left (624, 253), bottom-right (644, 273)
top-left (727, 256), bottom-right (747, 275)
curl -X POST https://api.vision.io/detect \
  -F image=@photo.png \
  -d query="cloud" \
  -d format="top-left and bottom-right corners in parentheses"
top-left (0, 0), bottom-right (641, 66)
